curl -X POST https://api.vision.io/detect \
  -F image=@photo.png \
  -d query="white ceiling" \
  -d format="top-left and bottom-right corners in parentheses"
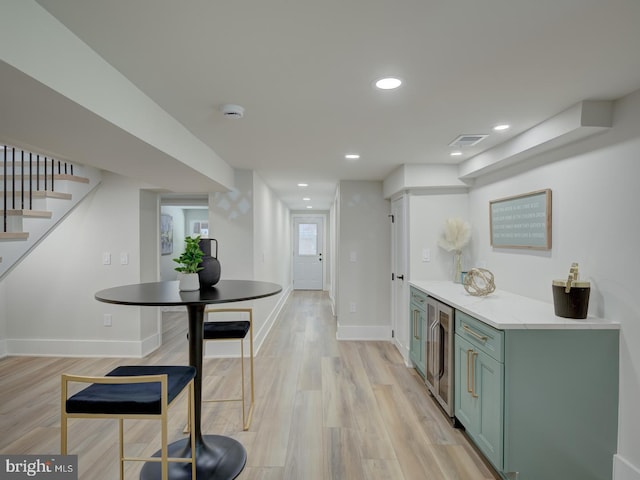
top-left (8, 1), bottom-right (640, 210)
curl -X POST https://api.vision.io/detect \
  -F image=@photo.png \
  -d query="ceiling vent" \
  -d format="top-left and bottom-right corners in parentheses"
top-left (449, 134), bottom-right (489, 147)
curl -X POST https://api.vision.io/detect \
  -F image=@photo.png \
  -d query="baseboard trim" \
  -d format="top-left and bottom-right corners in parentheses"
top-left (141, 332), bottom-right (161, 357)
top-left (336, 323), bottom-right (392, 341)
top-left (6, 338), bottom-right (143, 357)
top-left (614, 454), bottom-right (640, 480)
top-left (0, 339), bottom-right (7, 358)
top-left (392, 337), bottom-right (411, 366)
top-left (254, 285), bottom-right (292, 355)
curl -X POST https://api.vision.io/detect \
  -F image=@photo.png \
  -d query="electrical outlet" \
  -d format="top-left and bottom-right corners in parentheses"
top-left (103, 314), bottom-right (112, 327)
top-left (349, 302), bottom-right (357, 313)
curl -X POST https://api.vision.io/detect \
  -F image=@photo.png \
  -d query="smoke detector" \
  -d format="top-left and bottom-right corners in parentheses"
top-left (220, 104), bottom-right (245, 118)
top-left (449, 134), bottom-right (489, 147)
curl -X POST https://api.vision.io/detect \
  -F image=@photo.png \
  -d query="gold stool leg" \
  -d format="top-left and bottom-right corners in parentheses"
top-left (200, 308), bottom-right (256, 431)
top-left (119, 418), bottom-right (125, 480)
top-left (60, 376), bottom-right (68, 455)
top-left (243, 312), bottom-right (255, 431)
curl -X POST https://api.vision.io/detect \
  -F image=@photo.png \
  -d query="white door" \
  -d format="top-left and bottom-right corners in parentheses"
top-left (293, 216), bottom-right (324, 290)
top-left (391, 195), bottom-right (409, 361)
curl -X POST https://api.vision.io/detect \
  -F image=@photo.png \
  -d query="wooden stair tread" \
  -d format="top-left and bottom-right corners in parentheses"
top-left (6, 209), bottom-right (53, 218)
top-left (0, 174), bottom-right (89, 184)
top-left (0, 232), bottom-right (29, 240)
top-left (55, 174), bottom-right (90, 183)
top-left (1, 190), bottom-right (72, 200)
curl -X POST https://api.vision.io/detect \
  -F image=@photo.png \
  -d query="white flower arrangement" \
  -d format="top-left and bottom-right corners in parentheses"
top-left (438, 218), bottom-right (471, 283)
top-left (438, 218), bottom-right (471, 252)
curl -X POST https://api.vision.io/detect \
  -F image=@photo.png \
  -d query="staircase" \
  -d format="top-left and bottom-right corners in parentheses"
top-left (1, 145), bottom-right (102, 279)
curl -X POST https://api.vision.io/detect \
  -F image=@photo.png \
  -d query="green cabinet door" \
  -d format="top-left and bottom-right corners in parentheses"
top-left (454, 334), bottom-right (479, 430)
top-left (454, 334), bottom-right (504, 470)
top-left (474, 347), bottom-right (504, 469)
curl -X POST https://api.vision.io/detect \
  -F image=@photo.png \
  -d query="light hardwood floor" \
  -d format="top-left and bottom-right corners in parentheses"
top-left (0, 291), bottom-right (499, 479)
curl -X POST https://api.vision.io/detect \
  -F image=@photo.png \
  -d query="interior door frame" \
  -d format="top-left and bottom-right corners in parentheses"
top-left (291, 212), bottom-right (328, 291)
top-left (391, 193), bottom-right (409, 364)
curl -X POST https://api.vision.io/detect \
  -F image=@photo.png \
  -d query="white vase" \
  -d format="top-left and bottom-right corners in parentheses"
top-left (453, 251), bottom-right (463, 283)
top-left (178, 273), bottom-right (200, 291)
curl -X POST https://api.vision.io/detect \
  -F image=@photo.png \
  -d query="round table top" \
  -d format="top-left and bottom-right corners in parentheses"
top-left (95, 279), bottom-right (282, 307)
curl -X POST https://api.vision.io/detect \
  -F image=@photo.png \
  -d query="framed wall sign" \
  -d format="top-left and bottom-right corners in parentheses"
top-left (490, 189), bottom-right (552, 249)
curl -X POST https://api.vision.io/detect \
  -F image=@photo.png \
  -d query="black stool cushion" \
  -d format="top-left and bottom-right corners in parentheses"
top-left (66, 365), bottom-right (196, 415)
top-left (203, 321), bottom-right (250, 340)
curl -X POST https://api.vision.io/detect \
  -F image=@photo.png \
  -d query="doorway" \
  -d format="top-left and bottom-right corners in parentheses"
top-left (293, 215), bottom-right (324, 290)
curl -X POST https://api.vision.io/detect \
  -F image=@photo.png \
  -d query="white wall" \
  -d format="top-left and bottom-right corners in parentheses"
top-left (210, 169), bottom-right (254, 280)
top-left (337, 180), bottom-right (390, 339)
top-left (139, 189), bottom-right (160, 342)
top-left (0, 280), bottom-right (7, 356)
top-left (464, 89), bottom-right (640, 478)
top-left (205, 169), bottom-right (291, 358)
top-left (2, 172), bottom-right (155, 357)
top-left (409, 192), bottom-right (469, 281)
top-left (254, 174), bottom-right (291, 287)
top-left (329, 190), bottom-right (338, 311)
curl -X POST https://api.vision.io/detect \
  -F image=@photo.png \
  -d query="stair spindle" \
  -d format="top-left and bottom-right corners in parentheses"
top-left (11, 148), bottom-right (16, 210)
top-left (3, 145), bottom-right (6, 233)
top-left (29, 152), bottom-right (33, 210)
top-left (21, 150), bottom-right (25, 210)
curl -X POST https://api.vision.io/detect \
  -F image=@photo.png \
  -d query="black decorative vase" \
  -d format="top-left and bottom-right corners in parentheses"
top-left (197, 238), bottom-right (221, 288)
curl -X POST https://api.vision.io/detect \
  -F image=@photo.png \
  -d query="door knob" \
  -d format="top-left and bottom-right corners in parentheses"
top-left (397, 274), bottom-right (404, 280)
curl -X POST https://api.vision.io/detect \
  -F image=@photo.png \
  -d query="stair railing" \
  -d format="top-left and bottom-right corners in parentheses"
top-left (2, 145), bottom-right (80, 233)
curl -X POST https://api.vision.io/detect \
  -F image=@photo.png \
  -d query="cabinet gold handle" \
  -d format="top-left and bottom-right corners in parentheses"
top-left (466, 349), bottom-right (473, 394)
top-left (471, 351), bottom-right (479, 398)
top-left (413, 311), bottom-right (419, 339)
top-left (463, 324), bottom-right (488, 342)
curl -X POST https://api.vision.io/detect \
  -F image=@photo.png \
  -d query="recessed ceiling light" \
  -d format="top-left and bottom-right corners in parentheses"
top-left (345, 154), bottom-right (360, 160)
top-left (375, 77), bottom-right (402, 90)
top-left (303, 197), bottom-right (311, 201)
top-left (306, 205), bottom-right (313, 209)
top-left (493, 124), bottom-right (510, 131)
top-left (297, 183), bottom-right (308, 187)
top-left (450, 151), bottom-right (463, 156)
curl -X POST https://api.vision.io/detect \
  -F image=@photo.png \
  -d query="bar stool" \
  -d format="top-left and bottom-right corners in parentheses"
top-left (61, 365), bottom-right (196, 480)
top-left (200, 307), bottom-right (254, 431)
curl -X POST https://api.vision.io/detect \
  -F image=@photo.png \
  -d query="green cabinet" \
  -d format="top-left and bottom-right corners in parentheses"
top-left (455, 314), bottom-right (504, 469)
top-left (454, 310), bottom-right (619, 480)
top-left (409, 287), bottom-right (426, 376)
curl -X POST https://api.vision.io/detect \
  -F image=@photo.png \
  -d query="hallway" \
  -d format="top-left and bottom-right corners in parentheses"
top-left (0, 290), bottom-right (497, 479)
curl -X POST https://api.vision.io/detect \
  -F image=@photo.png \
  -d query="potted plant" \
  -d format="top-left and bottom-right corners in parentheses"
top-left (173, 235), bottom-right (204, 291)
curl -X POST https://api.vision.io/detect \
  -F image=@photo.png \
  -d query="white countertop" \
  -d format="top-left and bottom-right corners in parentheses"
top-left (409, 280), bottom-right (620, 330)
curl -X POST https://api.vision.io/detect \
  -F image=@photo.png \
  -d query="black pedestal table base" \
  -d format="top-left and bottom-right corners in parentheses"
top-left (139, 435), bottom-right (246, 479)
